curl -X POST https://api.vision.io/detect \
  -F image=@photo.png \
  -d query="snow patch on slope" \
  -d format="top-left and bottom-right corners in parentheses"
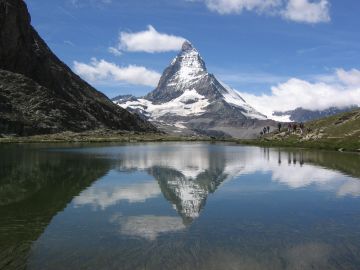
top-left (119, 89), bottom-right (210, 119)
top-left (219, 81), bottom-right (267, 120)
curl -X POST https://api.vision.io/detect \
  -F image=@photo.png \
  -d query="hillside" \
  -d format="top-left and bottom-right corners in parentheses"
top-left (0, 0), bottom-right (156, 136)
top-left (253, 108), bottom-right (360, 151)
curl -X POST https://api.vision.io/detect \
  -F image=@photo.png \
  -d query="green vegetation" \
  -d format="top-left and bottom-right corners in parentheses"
top-left (0, 130), bottom-right (213, 144)
top-left (245, 108), bottom-right (360, 152)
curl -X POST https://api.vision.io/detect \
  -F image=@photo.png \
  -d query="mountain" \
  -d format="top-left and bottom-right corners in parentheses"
top-left (273, 106), bottom-right (359, 122)
top-left (114, 41), bottom-right (276, 138)
top-left (0, 0), bottom-right (156, 136)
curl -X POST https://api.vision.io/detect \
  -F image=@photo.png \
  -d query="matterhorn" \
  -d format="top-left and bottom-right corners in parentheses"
top-left (114, 41), bottom-right (275, 138)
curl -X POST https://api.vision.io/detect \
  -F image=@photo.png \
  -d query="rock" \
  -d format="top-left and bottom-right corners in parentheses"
top-left (0, 0), bottom-right (156, 135)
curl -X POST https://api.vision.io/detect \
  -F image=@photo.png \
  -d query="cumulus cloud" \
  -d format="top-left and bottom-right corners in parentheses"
top-left (282, 0), bottom-right (330, 23)
top-left (73, 58), bottom-right (161, 87)
top-left (199, 0), bottom-right (331, 23)
top-left (117, 25), bottom-right (186, 53)
top-left (238, 68), bottom-right (360, 118)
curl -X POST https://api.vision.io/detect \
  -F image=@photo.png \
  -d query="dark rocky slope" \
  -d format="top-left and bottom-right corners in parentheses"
top-left (0, 0), bottom-right (156, 135)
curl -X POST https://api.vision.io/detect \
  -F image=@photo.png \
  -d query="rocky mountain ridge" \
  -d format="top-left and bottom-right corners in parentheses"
top-left (0, 0), bottom-right (156, 135)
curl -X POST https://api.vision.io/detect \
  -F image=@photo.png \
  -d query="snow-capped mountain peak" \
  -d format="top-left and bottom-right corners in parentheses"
top-left (114, 41), bottom-right (273, 138)
top-left (151, 41), bottom-right (208, 100)
top-left (176, 40), bottom-right (206, 71)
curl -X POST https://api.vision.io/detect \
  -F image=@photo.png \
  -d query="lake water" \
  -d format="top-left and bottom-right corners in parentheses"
top-left (1, 142), bottom-right (360, 270)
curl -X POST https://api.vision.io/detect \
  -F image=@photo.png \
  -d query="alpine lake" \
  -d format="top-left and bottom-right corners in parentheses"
top-left (1, 142), bottom-right (360, 270)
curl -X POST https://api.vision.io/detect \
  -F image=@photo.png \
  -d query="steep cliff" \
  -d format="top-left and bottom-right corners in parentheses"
top-left (0, 0), bottom-right (156, 135)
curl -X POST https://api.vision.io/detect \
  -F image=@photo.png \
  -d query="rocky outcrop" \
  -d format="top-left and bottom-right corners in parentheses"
top-left (0, 0), bottom-right (156, 135)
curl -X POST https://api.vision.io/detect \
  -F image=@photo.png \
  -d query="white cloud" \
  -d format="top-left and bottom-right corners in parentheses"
top-left (74, 180), bottom-right (161, 209)
top-left (282, 0), bottom-right (330, 23)
top-left (337, 181), bottom-right (360, 197)
top-left (112, 215), bottom-right (185, 241)
top-left (198, 0), bottom-right (330, 23)
top-left (70, 0), bottom-right (112, 7)
top-left (205, 0), bottom-right (281, 14)
top-left (336, 68), bottom-right (360, 87)
top-left (64, 40), bottom-right (75, 47)
top-left (73, 58), bottom-right (161, 87)
top-left (108, 46), bottom-right (122, 57)
top-left (237, 68), bottom-right (360, 117)
top-left (118, 25), bottom-right (186, 53)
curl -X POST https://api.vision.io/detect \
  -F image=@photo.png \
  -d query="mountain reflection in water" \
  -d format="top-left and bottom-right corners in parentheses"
top-left (74, 144), bottom-right (360, 222)
top-left (1, 143), bottom-right (360, 270)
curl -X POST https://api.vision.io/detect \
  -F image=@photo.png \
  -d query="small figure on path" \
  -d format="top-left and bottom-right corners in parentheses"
top-left (267, 126), bottom-right (270, 133)
top-left (293, 123), bottom-right (298, 133)
top-left (263, 127), bottom-right (267, 134)
top-left (277, 123), bottom-right (282, 132)
top-left (288, 123), bottom-right (292, 132)
top-left (299, 122), bottom-right (304, 134)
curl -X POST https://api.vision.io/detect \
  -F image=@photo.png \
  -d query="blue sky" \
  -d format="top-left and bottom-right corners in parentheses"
top-left (26, 0), bottom-right (360, 108)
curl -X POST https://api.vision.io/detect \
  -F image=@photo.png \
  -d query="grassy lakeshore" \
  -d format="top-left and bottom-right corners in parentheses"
top-left (1, 131), bottom-right (359, 153)
top-left (0, 130), bottom-right (213, 144)
top-left (1, 108), bottom-right (359, 153)
top-left (242, 108), bottom-right (360, 152)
